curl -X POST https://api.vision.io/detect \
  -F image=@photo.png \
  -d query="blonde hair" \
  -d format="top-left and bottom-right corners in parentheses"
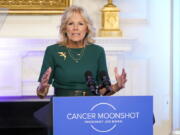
top-left (58, 5), bottom-right (96, 46)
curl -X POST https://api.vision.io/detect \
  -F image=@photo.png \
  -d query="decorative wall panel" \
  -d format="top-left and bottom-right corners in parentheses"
top-left (0, 0), bottom-right (71, 14)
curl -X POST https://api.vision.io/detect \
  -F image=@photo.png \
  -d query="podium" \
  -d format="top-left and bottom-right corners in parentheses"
top-left (34, 96), bottom-right (153, 135)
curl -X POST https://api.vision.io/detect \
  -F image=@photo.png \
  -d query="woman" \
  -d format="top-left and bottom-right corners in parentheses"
top-left (37, 5), bottom-right (127, 98)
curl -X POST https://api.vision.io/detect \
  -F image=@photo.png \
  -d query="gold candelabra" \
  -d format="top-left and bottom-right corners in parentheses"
top-left (99, 0), bottom-right (122, 37)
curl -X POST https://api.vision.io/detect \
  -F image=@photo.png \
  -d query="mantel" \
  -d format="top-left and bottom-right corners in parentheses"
top-left (0, 37), bottom-right (136, 53)
top-left (0, 37), bottom-right (139, 97)
top-left (95, 37), bottom-right (136, 52)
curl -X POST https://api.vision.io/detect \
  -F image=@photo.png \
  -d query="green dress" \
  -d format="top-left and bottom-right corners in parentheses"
top-left (38, 43), bottom-right (108, 96)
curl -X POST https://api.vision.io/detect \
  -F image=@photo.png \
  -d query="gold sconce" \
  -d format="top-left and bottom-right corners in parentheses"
top-left (99, 0), bottom-right (122, 37)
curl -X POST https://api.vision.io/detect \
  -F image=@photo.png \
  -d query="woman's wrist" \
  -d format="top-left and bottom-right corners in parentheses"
top-left (36, 84), bottom-right (49, 98)
top-left (95, 82), bottom-right (124, 96)
top-left (112, 83), bottom-right (122, 93)
top-left (99, 87), bottom-right (116, 96)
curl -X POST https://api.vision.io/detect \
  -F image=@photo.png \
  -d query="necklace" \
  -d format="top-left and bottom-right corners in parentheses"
top-left (66, 46), bottom-right (86, 63)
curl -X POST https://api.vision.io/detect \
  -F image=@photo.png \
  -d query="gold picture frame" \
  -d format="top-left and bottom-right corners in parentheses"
top-left (0, 0), bottom-right (72, 14)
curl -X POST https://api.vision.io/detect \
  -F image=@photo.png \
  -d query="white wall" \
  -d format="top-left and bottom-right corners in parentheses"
top-left (172, 0), bottom-right (180, 132)
top-left (119, 0), bottom-right (172, 134)
top-left (0, 0), bottom-right (106, 38)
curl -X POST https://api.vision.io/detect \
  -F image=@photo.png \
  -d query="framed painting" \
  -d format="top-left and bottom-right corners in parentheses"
top-left (0, 0), bottom-right (72, 14)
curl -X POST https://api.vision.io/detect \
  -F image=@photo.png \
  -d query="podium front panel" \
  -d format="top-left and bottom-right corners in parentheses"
top-left (53, 96), bottom-right (153, 135)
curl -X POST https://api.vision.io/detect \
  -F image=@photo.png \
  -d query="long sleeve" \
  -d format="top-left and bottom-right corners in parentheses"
top-left (38, 46), bottom-right (55, 84)
top-left (96, 47), bottom-right (109, 85)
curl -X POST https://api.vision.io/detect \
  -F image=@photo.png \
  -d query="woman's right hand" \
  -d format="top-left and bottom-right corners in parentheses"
top-left (37, 67), bottom-right (52, 98)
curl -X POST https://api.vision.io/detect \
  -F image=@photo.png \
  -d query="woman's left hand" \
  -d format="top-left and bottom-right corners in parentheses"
top-left (114, 67), bottom-right (127, 89)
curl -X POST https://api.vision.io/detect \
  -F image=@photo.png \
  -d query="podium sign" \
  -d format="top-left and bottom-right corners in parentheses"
top-left (53, 96), bottom-right (153, 135)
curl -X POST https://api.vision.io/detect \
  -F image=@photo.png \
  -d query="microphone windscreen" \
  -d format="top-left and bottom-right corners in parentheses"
top-left (99, 71), bottom-right (108, 80)
top-left (85, 71), bottom-right (92, 77)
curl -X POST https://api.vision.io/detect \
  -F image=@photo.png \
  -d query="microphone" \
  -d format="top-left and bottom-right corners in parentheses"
top-left (84, 71), bottom-right (98, 95)
top-left (99, 71), bottom-right (112, 95)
